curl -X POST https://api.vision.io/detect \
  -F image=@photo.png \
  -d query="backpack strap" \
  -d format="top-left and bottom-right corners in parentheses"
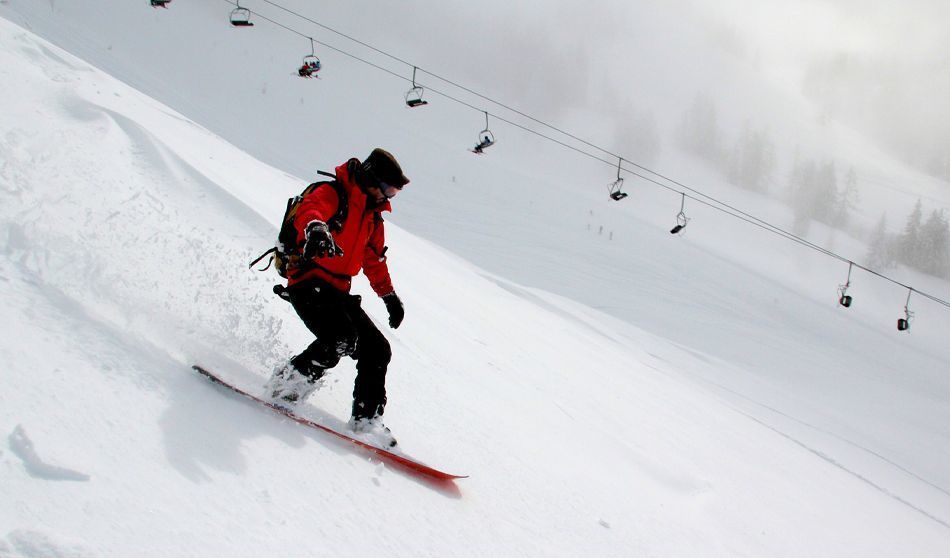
top-left (324, 180), bottom-right (348, 233)
top-left (280, 177), bottom-right (347, 246)
top-left (300, 170), bottom-right (348, 233)
top-left (249, 171), bottom-right (349, 281)
top-left (249, 246), bottom-right (278, 270)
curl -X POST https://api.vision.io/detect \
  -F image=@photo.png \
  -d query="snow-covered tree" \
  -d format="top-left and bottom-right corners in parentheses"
top-left (926, 152), bottom-right (950, 182)
top-left (896, 199), bottom-right (924, 268)
top-left (866, 213), bottom-right (895, 269)
top-left (789, 157), bottom-right (840, 229)
top-left (814, 160), bottom-right (838, 223)
top-left (616, 110), bottom-right (661, 167)
top-left (835, 166), bottom-right (860, 226)
top-left (676, 93), bottom-right (721, 162)
top-left (918, 209), bottom-right (950, 277)
top-left (728, 122), bottom-right (775, 193)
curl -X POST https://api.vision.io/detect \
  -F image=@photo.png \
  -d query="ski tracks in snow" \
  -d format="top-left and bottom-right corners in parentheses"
top-left (7, 424), bottom-right (89, 482)
top-left (0, 528), bottom-right (95, 558)
top-left (685, 369), bottom-right (950, 531)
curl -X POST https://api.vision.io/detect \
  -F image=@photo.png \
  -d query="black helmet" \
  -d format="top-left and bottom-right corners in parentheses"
top-left (362, 148), bottom-right (409, 187)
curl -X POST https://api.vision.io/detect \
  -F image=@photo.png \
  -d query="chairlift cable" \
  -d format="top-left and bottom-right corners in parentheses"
top-left (257, 0), bottom-right (417, 68)
top-left (216, 0), bottom-right (950, 312)
top-left (220, 1), bottom-right (408, 81)
top-left (214, 2), bottom-right (921, 258)
top-left (251, 1), bottom-right (629, 163)
top-left (218, 4), bottom-right (853, 259)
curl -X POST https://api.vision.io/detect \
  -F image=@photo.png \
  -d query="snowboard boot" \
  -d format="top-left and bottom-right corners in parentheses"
top-left (348, 416), bottom-right (397, 448)
top-left (264, 363), bottom-right (323, 407)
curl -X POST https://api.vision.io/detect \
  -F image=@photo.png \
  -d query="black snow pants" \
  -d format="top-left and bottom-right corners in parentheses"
top-left (286, 278), bottom-right (392, 420)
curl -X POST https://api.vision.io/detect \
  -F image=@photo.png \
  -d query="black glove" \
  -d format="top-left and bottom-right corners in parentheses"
top-left (383, 292), bottom-right (405, 329)
top-left (303, 221), bottom-right (343, 260)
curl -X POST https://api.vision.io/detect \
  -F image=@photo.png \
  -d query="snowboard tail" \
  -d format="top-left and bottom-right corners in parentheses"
top-left (192, 365), bottom-right (467, 482)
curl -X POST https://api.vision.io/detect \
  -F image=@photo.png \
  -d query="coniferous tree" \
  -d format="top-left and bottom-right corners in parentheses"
top-left (790, 157), bottom-right (842, 228)
top-left (789, 158), bottom-right (816, 235)
top-left (787, 148), bottom-right (803, 192)
top-left (728, 123), bottom-right (776, 193)
top-left (897, 199), bottom-right (924, 268)
top-left (676, 94), bottom-right (721, 162)
top-left (618, 111), bottom-right (661, 167)
top-left (835, 166), bottom-right (860, 226)
top-left (866, 213), bottom-right (895, 269)
top-left (918, 209), bottom-right (950, 277)
top-left (813, 160), bottom-right (838, 224)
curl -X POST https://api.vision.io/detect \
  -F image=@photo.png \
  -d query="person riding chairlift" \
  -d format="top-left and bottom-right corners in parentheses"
top-left (298, 60), bottom-right (321, 78)
top-left (473, 134), bottom-right (493, 154)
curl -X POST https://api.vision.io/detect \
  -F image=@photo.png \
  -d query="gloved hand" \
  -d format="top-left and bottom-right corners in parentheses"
top-left (303, 220), bottom-right (343, 260)
top-left (382, 292), bottom-right (405, 329)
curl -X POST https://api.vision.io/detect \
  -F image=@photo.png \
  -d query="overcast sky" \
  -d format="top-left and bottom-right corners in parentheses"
top-left (406, 0), bottom-right (950, 157)
top-left (697, 0), bottom-right (949, 74)
top-left (709, 0), bottom-right (950, 167)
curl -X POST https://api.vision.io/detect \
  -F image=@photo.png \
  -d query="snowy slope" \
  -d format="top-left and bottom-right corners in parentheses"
top-left (3, 25), bottom-right (949, 557)
top-left (2, 6), bottom-right (950, 558)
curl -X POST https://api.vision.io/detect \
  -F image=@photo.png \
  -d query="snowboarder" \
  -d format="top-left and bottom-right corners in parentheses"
top-left (265, 148), bottom-right (409, 447)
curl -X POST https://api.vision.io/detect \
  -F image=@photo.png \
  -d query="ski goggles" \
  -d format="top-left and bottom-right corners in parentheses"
top-left (370, 172), bottom-right (404, 199)
top-left (381, 182), bottom-right (402, 199)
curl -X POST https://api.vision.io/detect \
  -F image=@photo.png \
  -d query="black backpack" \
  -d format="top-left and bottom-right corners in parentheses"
top-left (250, 171), bottom-right (348, 279)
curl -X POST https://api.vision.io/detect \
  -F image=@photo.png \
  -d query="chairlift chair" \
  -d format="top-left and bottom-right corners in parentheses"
top-left (297, 40), bottom-right (321, 78)
top-left (405, 67), bottom-right (428, 107)
top-left (837, 262), bottom-right (854, 307)
top-left (406, 87), bottom-right (428, 108)
top-left (670, 193), bottom-right (689, 234)
top-left (298, 55), bottom-right (321, 78)
top-left (230, 6), bottom-right (253, 26)
top-left (472, 130), bottom-right (495, 154)
top-left (472, 112), bottom-right (495, 154)
top-left (150, 0), bottom-right (171, 8)
top-left (608, 157), bottom-right (627, 201)
top-left (897, 289), bottom-right (914, 331)
top-left (670, 214), bottom-right (688, 234)
top-left (609, 185), bottom-right (628, 201)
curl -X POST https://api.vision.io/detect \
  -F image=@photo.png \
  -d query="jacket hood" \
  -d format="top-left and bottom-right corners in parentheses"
top-left (336, 159), bottom-right (392, 213)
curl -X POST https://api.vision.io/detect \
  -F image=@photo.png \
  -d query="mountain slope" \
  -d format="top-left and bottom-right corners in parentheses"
top-left (2, 12), bottom-right (950, 558)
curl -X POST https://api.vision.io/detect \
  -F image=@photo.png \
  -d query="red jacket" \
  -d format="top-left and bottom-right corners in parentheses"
top-left (288, 159), bottom-right (394, 296)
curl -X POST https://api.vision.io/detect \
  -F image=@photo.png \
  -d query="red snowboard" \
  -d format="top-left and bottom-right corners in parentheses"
top-left (192, 365), bottom-right (467, 483)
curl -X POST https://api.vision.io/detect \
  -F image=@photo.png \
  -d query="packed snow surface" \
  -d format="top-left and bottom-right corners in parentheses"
top-left (2, 5), bottom-right (950, 557)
